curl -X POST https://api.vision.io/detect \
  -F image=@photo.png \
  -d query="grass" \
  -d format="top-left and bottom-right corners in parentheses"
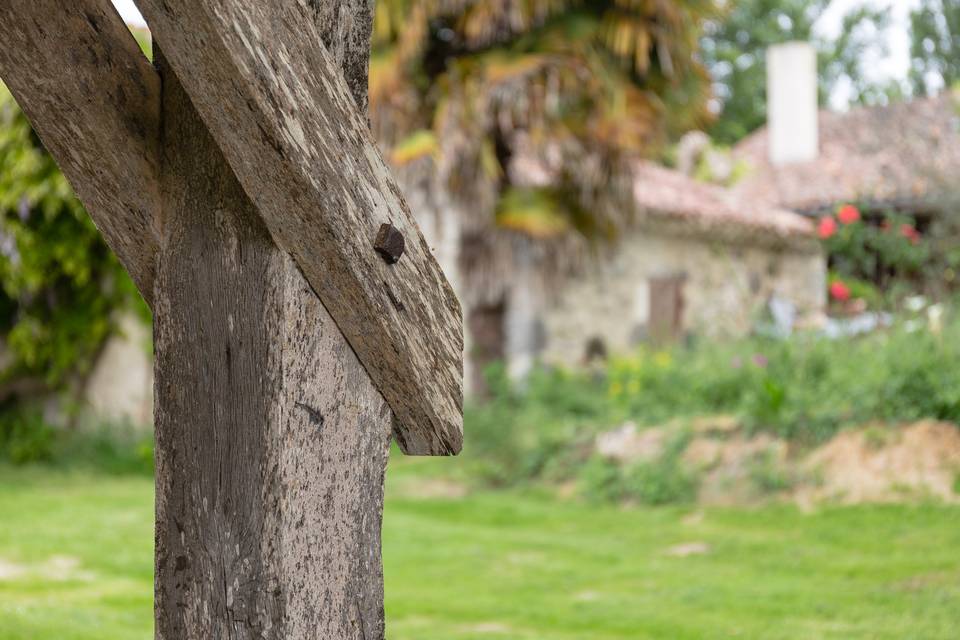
top-left (1, 463), bottom-right (960, 639)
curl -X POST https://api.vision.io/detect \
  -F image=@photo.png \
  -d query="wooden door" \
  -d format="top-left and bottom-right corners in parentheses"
top-left (648, 273), bottom-right (686, 344)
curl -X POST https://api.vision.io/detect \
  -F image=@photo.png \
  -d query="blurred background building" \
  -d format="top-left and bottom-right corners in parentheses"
top-left (2, 0), bottom-right (960, 418)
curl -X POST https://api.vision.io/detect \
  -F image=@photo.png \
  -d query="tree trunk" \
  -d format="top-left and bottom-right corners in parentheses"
top-left (153, 51), bottom-right (391, 639)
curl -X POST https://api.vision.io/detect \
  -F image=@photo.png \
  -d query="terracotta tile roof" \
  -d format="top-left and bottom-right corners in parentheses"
top-left (508, 140), bottom-right (814, 244)
top-left (630, 161), bottom-right (815, 242)
top-left (733, 93), bottom-right (960, 214)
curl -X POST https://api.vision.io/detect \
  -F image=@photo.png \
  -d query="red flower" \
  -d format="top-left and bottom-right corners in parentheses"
top-left (900, 224), bottom-right (921, 244)
top-left (818, 216), bottom-right (838, 239)
top-left (829, 281), bottom-right (851, 301)
top-left (837, 204), bottom-right (861, 224)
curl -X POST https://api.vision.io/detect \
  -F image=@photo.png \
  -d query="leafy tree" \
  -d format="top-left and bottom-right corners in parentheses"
top-left (910, 0), bottom-right (960, 96)
top-left (0, 26), bottom-right (152, 406)
top-left (0, 84), bottom-right (145, 398)
top-left (703, 0), bottom-right (892, 145)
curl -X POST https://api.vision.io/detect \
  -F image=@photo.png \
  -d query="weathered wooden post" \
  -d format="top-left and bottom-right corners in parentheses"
top-left (0, 1), bottom-right (463, 637)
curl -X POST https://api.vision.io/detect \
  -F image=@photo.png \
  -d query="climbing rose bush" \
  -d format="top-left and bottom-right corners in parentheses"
top-left (818, 216), bottom-right (838, 239)
top-left (817, 203), bottom-right (960, 308)
top-left (819, 203), bottom-right (936, 307)
top-left (837, 204), bottom-right (861, 225)
top-left (829, 281), bottom-right (851, 302)
top-left (900, 223), bottom-right (921, 244)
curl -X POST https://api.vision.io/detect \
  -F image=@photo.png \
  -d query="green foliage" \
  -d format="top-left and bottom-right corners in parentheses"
top-left (820, 205), bottom-right (960, 305)
top-left (463, 310), bottom-right (960, 494)
top-left (622, 457), bottom-right (698, 505)
top-left (0, 84), bottom-right (147, 396)
top-left (703, 0), bottom-right (895, 144)
top-left (0, 413), bottom-right (153, 474)
top-left (729, 324), bottom-right (960, 441)
top-left (578, 436), bottom-right (699, 506)
top-left (63, 424), bottom-right (155, 476)
top-left (826, 214), bottom-right (927, 284)
top-left (577, 455), bottom-right (624, 502)
top-left (622, 431), bottom-right (698, 505)
top-left (464, 364), bottom-right (600, 486)
top-left (0, 410), bottom-right (54, 464)
top-left (909, 0), bottom-right (960, 96)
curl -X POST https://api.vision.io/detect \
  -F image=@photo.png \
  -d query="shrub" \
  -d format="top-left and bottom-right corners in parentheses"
top-left (578, 456), bottom-right (625, 503)
top-left (0, 413), bottom-right (153, 475)
top-left (65, 424), bottom-right (155, 475)
top-left (0, 84), bottom-right (148, 399)
top-left (464, 364), bottom-right (612, 486)
top-left (461, 306), bottom-right (960, 495)
top-left (0, 409), bottom-right (54, 464)
top-left (746, 451), bottom-right (794, 495)
top-left (622, 431), bottom-right (698, 505)
top-left (576, 432), bottom-right (698, 506)
top-left (819, 203), bottom-right (959, 306)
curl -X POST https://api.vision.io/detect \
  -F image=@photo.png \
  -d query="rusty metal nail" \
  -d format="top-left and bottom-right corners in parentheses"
top-left (374, 223), bottom-right (405, 264)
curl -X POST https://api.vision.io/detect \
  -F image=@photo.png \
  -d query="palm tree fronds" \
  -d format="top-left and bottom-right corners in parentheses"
top-left (391, 130), bottom-right (441, 165)
top-left (496, 186), bottom-right (571, 237)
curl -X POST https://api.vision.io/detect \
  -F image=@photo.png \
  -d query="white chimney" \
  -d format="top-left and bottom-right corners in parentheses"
top-left (766, 42), bottom-right (818, 165)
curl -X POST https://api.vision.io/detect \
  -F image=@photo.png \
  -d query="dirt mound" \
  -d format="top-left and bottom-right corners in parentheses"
top-left (684, 431), bottom-right (789, 505)
top-left (594, 417), bottom-right (960, 505)
top-left (594, 415), bottom-right (742, 465)
top-left (800, 420), bottom-right (960, 504)
top-left (595, 421), bottom-right (666, 463)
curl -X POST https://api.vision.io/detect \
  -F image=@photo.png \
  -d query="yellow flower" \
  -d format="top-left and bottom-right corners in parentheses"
top-left (654, 351), bottom-right (672, 368)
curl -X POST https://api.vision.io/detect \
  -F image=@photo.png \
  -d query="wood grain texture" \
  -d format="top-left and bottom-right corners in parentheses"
top-left (309, 0), bottom-right (375, 115)
top-left (139, 0), bottom-right (464, 455)
top-left (154, 56), bottom-right (391, 638)
top-left (0, 0), bottom-right (159, 304)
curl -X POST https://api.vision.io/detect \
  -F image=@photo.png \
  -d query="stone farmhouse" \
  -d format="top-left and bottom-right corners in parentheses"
top-left (536, 161), bottom-right (823, 370)
top-left (409, 136), bottom-right (824, 392)
top-left (411, 41), bottom-right (960, 393)
top-left (465, 41), bottom-right (960, 388)
top-left (403, 47), bottom-right (834, 391)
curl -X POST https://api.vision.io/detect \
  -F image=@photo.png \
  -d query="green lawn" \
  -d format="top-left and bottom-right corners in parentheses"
top-left (1, 464), bottom-right (959, 639)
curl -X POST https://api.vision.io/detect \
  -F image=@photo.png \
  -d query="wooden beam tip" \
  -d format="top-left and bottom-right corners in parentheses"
top-left (394, 413), bottom-right (463, 457)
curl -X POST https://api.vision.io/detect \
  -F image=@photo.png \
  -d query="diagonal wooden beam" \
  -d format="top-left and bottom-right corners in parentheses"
top-left (0, 0), bottom-right (160, 305)
top-left (138, 0), bottom-right (463, 455)
top-left (310, 0), bottom-right (375, 115)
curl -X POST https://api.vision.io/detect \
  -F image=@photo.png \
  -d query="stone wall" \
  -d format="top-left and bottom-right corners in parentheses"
top-left (539, 230), bottom-right (826, 367)
top-left (82, 311), bottom-right (153, 427)
top-left (399, 169), bottom-right (825, 389)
